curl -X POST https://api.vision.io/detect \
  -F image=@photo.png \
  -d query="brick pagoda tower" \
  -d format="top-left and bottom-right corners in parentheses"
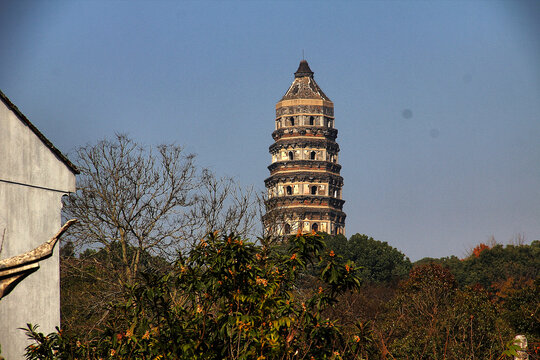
top-left (264, 60), bottom-right (346, 236)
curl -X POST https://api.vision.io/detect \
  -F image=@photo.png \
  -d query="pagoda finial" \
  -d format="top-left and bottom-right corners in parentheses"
top-left (294, 60), bottom-right (314, 78)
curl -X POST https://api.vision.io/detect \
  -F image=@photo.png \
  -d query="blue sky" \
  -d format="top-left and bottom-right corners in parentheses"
top-left (1, 0), bottom-right (539, 260)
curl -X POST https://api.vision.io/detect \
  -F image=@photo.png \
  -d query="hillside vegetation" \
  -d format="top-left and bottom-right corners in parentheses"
top-left (20, 233), bottom-right (539, 359)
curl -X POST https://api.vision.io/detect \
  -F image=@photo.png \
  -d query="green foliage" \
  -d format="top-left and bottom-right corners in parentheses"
top-left (22, 324), bottom-right (75, 360)
top-left (380, 264), bottom-right (511, 359)
top-left (324, 233), bottom-right (411, 284)
top-left (414, 241), bottom-right (540, 353)
top-left (497, 277), bottom-right (540, 340)
top-left (60, 242), bottom-right (169, 340)
top-left (32, 233), bottom-right (538, 359)
top-left (416, 241), bottom-right (540, 289)
top-left (457, 242), bottom-right (539, 288)
top-left (27, 232), bottom-right (364, 359)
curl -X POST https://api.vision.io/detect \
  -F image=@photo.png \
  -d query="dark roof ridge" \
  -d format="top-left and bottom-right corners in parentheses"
top-left (0, 89), bottom-right (79, 174)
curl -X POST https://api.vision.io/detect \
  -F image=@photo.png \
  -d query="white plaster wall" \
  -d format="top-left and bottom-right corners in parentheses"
top-left (0, 102), bottom-right (75, 192)
top-left (0, 100), bottom-right (76, 359)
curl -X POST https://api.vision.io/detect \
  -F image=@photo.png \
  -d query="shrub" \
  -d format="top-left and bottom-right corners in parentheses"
top-left (25, 232), bottom-right (364, 359)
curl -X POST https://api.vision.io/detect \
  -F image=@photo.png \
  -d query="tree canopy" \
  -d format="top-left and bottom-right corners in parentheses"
top-left (415, 240), bottom-right (540, 289)
top-left (324, 233), bottom-right (411, 284)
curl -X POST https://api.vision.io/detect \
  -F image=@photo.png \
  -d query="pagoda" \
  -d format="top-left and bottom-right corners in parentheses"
top-left (264, 60), bottom-right (346, 236)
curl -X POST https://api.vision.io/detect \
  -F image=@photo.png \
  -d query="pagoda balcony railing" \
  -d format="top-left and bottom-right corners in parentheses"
top-left (265, 195), bottom-right (345, 210)
top-left (267, 160), bottom-right (341, 174)
top-left (264, 172), bottom-right (343, 187)
top-left (272, 127), bottom-right (338, 141)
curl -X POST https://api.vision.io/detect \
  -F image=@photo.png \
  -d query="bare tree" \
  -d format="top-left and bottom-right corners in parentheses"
top-left (63, 134), bottom-right (199, 286)
top-left (185, 170), bottom-right (259, 247)
top-left (63, 134), bottom-right (262, 284)
top-left (61, 134), bottom-right (264, 338)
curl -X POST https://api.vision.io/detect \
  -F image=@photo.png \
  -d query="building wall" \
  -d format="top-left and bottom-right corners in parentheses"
top-left (0, 100), bottom-right (76, 359)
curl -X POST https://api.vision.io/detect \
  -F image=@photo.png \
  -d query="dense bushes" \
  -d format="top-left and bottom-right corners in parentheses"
top-left (23, 233), bottom-right (539, 359)
top-left (26, 232), bottom-right (364, 359)
top-left (378, 264), bottom-right (512, 359)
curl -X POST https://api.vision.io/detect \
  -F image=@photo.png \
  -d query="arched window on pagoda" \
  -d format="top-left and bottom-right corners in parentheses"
top-left (284, 223), bottom-right (291, 234)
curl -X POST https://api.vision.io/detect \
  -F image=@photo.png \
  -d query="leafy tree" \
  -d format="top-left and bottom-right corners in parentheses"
top-left (28, 236), bottom-right (532, 359)
top-left (415, 241), bottom-right (540, 289)
top-left (379, 264), bottom-right (512, 359)
top-left (27, 232), bottom-right (365, 359)
top-left (414, 241), bottom-right (540, 357)
top-left (324, 233), bottom-right (411, 284)
top-left (494, 276), bottom-right (540, 342)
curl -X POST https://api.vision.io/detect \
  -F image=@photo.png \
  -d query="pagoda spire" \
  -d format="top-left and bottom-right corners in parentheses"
top-left (294, 60), bottom-right (314, 78)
